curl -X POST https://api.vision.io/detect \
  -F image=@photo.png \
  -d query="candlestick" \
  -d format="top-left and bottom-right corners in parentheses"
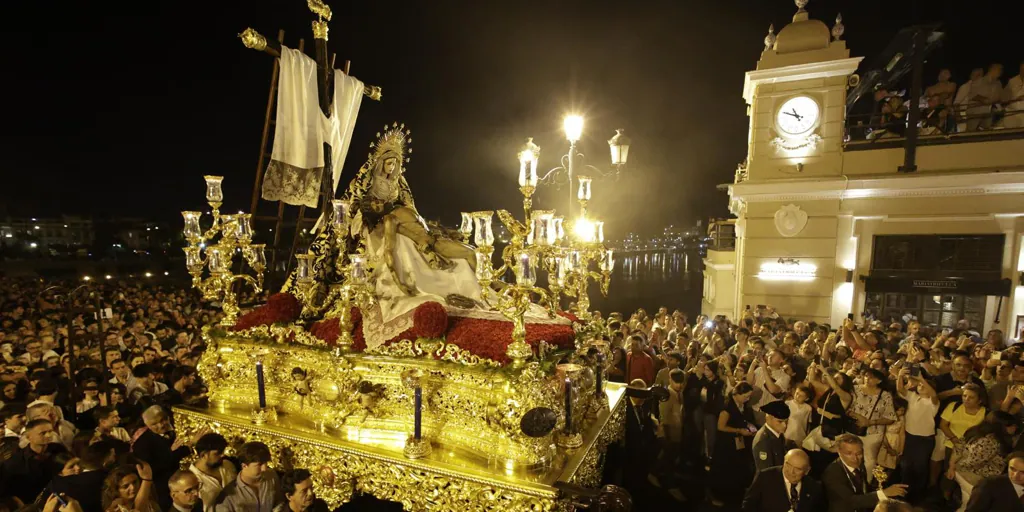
top-left (414, 386), bottom-right (423, 440)
top-left (256, 361), bottom-right (267, 408)
top-left (564, 377), bottom-right (572, 434)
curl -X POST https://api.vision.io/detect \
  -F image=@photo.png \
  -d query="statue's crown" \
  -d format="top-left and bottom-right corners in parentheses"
top-left (369, 122), bottom-right (412, 167)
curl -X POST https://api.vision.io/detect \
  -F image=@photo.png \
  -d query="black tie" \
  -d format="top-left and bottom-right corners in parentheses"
top-left (789, 483), bottom-right (799, 509)
top-left (851, 469), bottom-right (864, 492)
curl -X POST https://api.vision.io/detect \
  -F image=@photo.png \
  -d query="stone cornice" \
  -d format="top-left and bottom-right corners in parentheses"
top-left (743, 57), bottom-right (863, 104)
top-left (728, 170), bottom-right (1024, 203)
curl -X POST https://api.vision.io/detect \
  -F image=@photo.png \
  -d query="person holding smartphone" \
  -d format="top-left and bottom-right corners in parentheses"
top-left (708, 382), bottom-right (757, 507)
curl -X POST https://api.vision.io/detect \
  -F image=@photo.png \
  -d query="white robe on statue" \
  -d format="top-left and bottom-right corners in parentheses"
top-left (360, 224), bottom-right (569, 351)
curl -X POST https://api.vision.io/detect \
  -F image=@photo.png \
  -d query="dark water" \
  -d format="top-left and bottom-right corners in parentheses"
top-left (587, 249), bottom-right (704, 318)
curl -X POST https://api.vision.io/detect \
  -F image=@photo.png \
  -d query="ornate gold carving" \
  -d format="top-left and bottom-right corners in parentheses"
top-left (307, 0), bottom-right (333, 21)
top-left (402, 436), bottom-right (432, 459)
top-left (311, 20), bottom-right (329, 41)
top-left (183, 328), bottom-right (626, 510)
top-left (239, 28), bottom-right (267, 51)
top-left (364, 85), bottom-right (382, 101)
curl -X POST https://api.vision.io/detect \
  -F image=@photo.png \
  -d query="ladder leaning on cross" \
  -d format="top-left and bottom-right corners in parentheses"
top-left (238, 1), bottom-right (382, 282)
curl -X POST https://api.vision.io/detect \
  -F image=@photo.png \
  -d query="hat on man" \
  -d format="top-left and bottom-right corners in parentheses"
top-left (761, 400), bottom-right (790, 420)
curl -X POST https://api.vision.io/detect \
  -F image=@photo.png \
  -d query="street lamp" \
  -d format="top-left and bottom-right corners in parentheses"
top-left (563, 115), bottom-right (584, 143)
top-left (533, 115), bottom-right (632, 217)
top-left (608, 129), bottom-right (631, 167)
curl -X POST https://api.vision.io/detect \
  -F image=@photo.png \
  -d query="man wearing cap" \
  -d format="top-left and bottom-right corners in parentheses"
top-left (753, 400), bottom-right (792, 472)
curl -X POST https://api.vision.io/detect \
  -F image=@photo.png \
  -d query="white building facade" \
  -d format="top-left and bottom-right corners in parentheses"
top-left (703, 4), bottom-right (1024, 340)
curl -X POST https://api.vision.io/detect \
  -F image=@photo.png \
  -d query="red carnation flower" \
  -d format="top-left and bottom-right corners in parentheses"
top-left (266, 293), bottom-right (302, 322)
top-left (411, 302), bottom-right (448, 339)
top-left (230, 292), bottom-right (302, 330)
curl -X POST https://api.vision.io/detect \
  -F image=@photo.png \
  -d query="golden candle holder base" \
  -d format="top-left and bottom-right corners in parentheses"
top-left (556, 431), bottom-right (584, 449)
top-left (403, 436), bottom-right (432, 459)
top-left (506, 340), bottom-right (534, 367)
top-left (586, 394), bottom-right (609, 421)
top-left (250, 406), bottom-right (278, 425)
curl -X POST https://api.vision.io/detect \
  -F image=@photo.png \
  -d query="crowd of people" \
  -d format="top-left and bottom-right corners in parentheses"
top-left (0, 278), bottom-right (327, 512)
top-left (5, 273), bottom-right (1024, 512)
top-left (600, 305), bottom-right (1024, 511)
top-left (860, 61), bottom-right (1024, 139)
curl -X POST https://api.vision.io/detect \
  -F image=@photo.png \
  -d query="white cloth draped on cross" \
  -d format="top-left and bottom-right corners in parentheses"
top-left (262, 45), bottom-right (364, 208)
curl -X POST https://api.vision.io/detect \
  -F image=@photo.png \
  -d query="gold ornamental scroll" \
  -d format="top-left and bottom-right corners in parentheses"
top-left (174, 332), bottom-right (626, 511)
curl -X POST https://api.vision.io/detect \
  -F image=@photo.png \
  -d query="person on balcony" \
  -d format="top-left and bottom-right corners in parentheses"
top-left (966, 63), bottom-right (1004, 131)
top-left (923, 69), bottom-right (957, 133)
top-left (1003, 61), bottom-right (1024, 129)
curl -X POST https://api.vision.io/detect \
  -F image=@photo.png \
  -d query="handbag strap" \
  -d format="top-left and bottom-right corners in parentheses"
top-left (864, 391), bottom-right (882, 421)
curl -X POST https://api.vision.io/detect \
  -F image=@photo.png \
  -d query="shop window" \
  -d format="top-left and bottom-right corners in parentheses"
top-left (865, 292), bottom-right (985, 330)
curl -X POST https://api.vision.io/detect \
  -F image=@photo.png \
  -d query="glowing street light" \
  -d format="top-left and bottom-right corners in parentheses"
top-left (563, 115), bottom-right (584, 143)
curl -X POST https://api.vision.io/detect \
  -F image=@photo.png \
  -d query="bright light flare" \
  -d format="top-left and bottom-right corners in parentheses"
top-left (563, 115), bottom-right (584, 142)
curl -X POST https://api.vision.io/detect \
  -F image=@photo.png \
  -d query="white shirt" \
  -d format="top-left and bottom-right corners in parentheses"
top-left (4, 427), bottom-right (20, 438)
top-left (190, 461), bottom-right (238, 512)
top-left (904, 391), bottom-right (939, 437)
top-left (1013, 481), bottom-right (1024, 498)
top-left (753, 365), bottom-right (791, 411)
top-left (782, 474), bottom-right (802, 502)
top-left (785, 400), bottom-right (812, 444)
top-left (841, 460), bottom-right (888, 502)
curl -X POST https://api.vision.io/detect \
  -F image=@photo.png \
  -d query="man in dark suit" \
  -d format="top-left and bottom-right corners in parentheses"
top-left (753, 400), bottom-right (791, 472)
top-left (964, 450), bottom-right (1024, 512)
top-left (743, 448), bottom-right (824, 512)
top-left (132, 406), bottom-right (205, 511)
top-left (49, 440), bottom-right (117, 512)
top-left (821, 434), bottom-right (907, 512)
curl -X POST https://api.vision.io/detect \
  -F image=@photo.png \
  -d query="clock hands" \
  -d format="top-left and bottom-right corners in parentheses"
top-left (783, 109), bottom-right (804, 121)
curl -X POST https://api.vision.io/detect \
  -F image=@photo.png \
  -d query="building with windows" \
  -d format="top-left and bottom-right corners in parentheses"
top-left (0, 216), bottom-right (94, 251)
top-left (703, 4), bottom-right (1024, 338)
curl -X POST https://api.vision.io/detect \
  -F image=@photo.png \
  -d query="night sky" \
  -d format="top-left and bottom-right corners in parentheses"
top-left (2, 0), bottom-right (1017, 238)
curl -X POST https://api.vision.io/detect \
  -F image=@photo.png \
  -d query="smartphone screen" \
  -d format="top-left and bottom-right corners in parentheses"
top-left (814, 355), bottom-right (821, 365)
top-left (747, 423), bottom-right (758, 433)
top-left (910, 364), bottom-right (920, 377)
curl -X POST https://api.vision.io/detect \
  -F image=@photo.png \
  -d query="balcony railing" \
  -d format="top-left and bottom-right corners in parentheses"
top-left (706, 221), bottom-right (736, 252)
top-left (845, 98), bottom-right (1024, 150)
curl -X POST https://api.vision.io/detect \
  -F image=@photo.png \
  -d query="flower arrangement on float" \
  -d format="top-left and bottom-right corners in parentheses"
top-left (224, 292), bottom-right (579, 368)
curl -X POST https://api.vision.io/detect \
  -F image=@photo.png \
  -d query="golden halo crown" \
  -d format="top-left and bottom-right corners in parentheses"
top-left (368, 122), bottom-right (412, 169)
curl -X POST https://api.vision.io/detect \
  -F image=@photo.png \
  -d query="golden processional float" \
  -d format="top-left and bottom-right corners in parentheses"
top-left (173, 2), bottom-right (643, 511)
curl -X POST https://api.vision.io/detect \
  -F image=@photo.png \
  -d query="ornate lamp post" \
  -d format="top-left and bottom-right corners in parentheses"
top-left (534, 115), bottom-right (632, 218)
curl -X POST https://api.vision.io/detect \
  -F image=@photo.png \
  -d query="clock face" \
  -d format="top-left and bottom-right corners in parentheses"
top-left (775, 96), bottom-right (820, 136)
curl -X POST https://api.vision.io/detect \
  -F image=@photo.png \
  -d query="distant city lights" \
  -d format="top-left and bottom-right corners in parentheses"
top-left (145, 272), bottom-right (153, 278)
top-left (82, 276), bottom-right (92, 281)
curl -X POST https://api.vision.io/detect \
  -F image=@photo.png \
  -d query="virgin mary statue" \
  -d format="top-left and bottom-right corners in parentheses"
top-left (291, 122), bottom-right (566, 351)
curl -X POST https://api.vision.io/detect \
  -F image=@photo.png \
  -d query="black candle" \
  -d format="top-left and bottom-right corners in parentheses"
top-left (595, 354), bottom-right (604, 398)
top-left (564, 377), bottom-right (572, 433)
top-left (256, 361), bottom-right (267, 408)
top-left (414, 386), bottom-right (422, 440)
